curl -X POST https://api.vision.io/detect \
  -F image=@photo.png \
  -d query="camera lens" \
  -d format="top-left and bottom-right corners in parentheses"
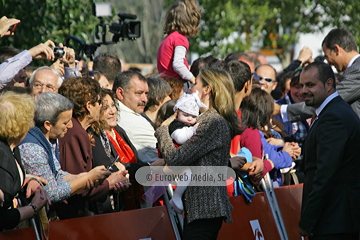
top-left (54, 47), bottom-right (65, 58)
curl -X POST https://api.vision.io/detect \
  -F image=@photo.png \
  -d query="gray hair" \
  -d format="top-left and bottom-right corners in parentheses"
top-left (29, 66), bottom-right (64, 88)
top-left (35, 92), bottom-right (73, 127)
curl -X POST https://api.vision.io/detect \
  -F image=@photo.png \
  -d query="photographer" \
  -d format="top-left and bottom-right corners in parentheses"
top-left (0, 40), bottom-right (55, 87)
top-left (0, 39), bottom-right (81, 88)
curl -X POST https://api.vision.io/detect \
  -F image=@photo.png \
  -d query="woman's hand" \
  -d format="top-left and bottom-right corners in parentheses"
top-left (283, 142), bottom-right (301, 159)
top-left (266, 137), bottom-right (284, 146)
top-left (31, 188), bottom-right (51, 211)
top-left (161, 112), bottom-right (177, 127)
top-left (89, 165), bottom-right (111, 183)
top-left (115, 162), bottom-right (126, 172)
top-left (113, 170), bottom-right (131, 193)
top-left (248, 157), bottom-right (264, 179)
top-left (23, 175), bottom-right (48, 198)
top-left (106, 170), bottom-right (131, 191)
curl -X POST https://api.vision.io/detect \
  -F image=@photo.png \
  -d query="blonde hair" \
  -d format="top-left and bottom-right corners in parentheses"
top-left (164, 0), bottom-right (201, 36)
top-left (199, 68), bottom-right (240, 137)
top-left (0, 92), bottom-right (35, 140)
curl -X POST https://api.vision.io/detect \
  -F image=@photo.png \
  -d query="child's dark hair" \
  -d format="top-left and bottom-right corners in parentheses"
top-left (163, 0), bottom-right (201, 37)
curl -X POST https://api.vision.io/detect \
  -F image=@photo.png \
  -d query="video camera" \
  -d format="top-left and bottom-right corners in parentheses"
top-left (109, 13), bottom-right (141, 41)
top-left (65, 2), bottom-right (141, 60)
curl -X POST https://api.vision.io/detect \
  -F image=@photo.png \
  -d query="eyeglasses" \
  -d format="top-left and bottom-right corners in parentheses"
top-left (253, 72), bottom-right (276, 83)
top-left (33, 82), bottom-right (56, 92)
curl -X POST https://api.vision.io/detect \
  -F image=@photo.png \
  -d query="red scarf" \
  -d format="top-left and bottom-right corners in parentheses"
top-left (106, 128), bottom-right (136, 163)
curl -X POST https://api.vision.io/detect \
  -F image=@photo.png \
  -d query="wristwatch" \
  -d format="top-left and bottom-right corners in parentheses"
top-left (28, 203), bottom-right (38, 214)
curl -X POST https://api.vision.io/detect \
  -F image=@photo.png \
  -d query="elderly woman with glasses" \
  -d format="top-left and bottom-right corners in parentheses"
top-left (18, 92), bottom-right (111, 209)
top-left (57, 77), bottom-right (129, 219)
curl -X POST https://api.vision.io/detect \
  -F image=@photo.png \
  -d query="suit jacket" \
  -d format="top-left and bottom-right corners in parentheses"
top-left (287, 56), bottom-right (360, 121)
top-left (299, 96), bottom-right (360, 235)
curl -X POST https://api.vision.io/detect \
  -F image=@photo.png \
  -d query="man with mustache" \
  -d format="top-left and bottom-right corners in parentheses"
top-left (113, 70), bottom-right (164, 164)
top-left (298, 62), bottom-right (360, 239)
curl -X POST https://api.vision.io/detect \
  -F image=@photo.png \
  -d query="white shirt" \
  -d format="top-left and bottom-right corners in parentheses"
top-left (314, 92), bottom-right (339, 119)
top-left (347, 54), bottom-right (360, 68)
top-left (116, 100), bottom-right (160, 163)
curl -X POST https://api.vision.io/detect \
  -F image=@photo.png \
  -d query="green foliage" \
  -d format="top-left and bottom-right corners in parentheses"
top-left (0, 0), bottom-right (98, 66)
top-left (2, 0), bottom-right (360, 66)
top-left (192, 0), bottom-right (360, 66)
top-left (192, 0), bottom-right (274, 59)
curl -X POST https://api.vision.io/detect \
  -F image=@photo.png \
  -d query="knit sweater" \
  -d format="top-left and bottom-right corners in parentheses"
top-left (155, 108), bottom-right (233, 224)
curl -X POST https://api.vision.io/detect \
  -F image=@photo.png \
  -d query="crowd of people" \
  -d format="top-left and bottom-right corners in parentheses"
top-left (1, 0), bottom-right (360, 239)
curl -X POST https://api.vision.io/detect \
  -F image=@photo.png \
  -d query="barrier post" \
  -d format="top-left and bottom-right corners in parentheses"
top-left (261, 174), bottom-right (288, 240)
top-left (163, 184), bottom-right (183, 240)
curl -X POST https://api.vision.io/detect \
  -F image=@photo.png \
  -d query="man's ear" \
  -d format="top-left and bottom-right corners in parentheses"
top-left (115, 87), bottom-right (125, 101)
top-left (333, 45), bottom-right (341, 55)
top-left (272, 81), bottom-right (278, 91)
top-left (44, 120), bottom-right (52, 132)
top-left (326, 78), bottom-right (335, 90)
top-left (244, 79), bottom-right (252, 94)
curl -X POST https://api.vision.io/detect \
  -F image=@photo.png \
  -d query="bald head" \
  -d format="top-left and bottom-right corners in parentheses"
top-left (255, 64), bottom-right (277, 95)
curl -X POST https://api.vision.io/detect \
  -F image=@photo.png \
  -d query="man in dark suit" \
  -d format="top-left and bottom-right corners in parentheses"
top-left (298, 61), bottom-right (360, 239)
top-left (275, 28), bottom-right (360, 121)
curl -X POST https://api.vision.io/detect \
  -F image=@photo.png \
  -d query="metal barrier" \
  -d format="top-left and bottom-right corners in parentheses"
top-left (0, 183), bottom-right (304, 240)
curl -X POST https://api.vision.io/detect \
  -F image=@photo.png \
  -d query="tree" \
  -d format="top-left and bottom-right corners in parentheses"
top-left (191, 0), bottom-right (274, 60)
top-left (0, 0), bottom-right (98, 66)
top-left (191, 0), bottom-right (360, 68)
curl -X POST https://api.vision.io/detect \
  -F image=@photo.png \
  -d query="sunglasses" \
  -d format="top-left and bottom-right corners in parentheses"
top-left (253, 72), bottom-right (276, 83)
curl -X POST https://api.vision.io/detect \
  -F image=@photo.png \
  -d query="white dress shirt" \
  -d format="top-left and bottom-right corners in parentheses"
top-left (116, 100), bottom-right (160, 163)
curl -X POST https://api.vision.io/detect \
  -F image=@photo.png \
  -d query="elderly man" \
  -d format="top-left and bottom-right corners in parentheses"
top-left (298, 62), bottom-right (360, 239)
top-left (113, 70), bottom-right (164, 164)
top-left (28, 66), bottom-right (63, 99)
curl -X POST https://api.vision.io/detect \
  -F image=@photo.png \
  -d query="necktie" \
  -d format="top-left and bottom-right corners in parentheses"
top-left (310, 113), bottom-right (317, 126)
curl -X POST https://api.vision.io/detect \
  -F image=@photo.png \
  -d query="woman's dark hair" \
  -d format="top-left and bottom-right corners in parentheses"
top-left (290, 69), bottom-right (302, 87)
top-left (58, 77), bottom-right (101, 119)
top-left (90, 88), bottom-right (117, 136)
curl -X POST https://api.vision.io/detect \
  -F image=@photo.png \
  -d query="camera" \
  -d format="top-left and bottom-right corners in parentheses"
top-left (53, 47), bottom-right (65, 58)
top-left (65, 2), bottom-right (141, 60)
top-left (109, 13), bottom-right (141, 41)
top-left (8, 23), bottom-right (18, 33)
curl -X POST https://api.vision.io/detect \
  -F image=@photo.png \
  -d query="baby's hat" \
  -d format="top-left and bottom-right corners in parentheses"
top-left (173, 91), bottom-right (207, 116)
